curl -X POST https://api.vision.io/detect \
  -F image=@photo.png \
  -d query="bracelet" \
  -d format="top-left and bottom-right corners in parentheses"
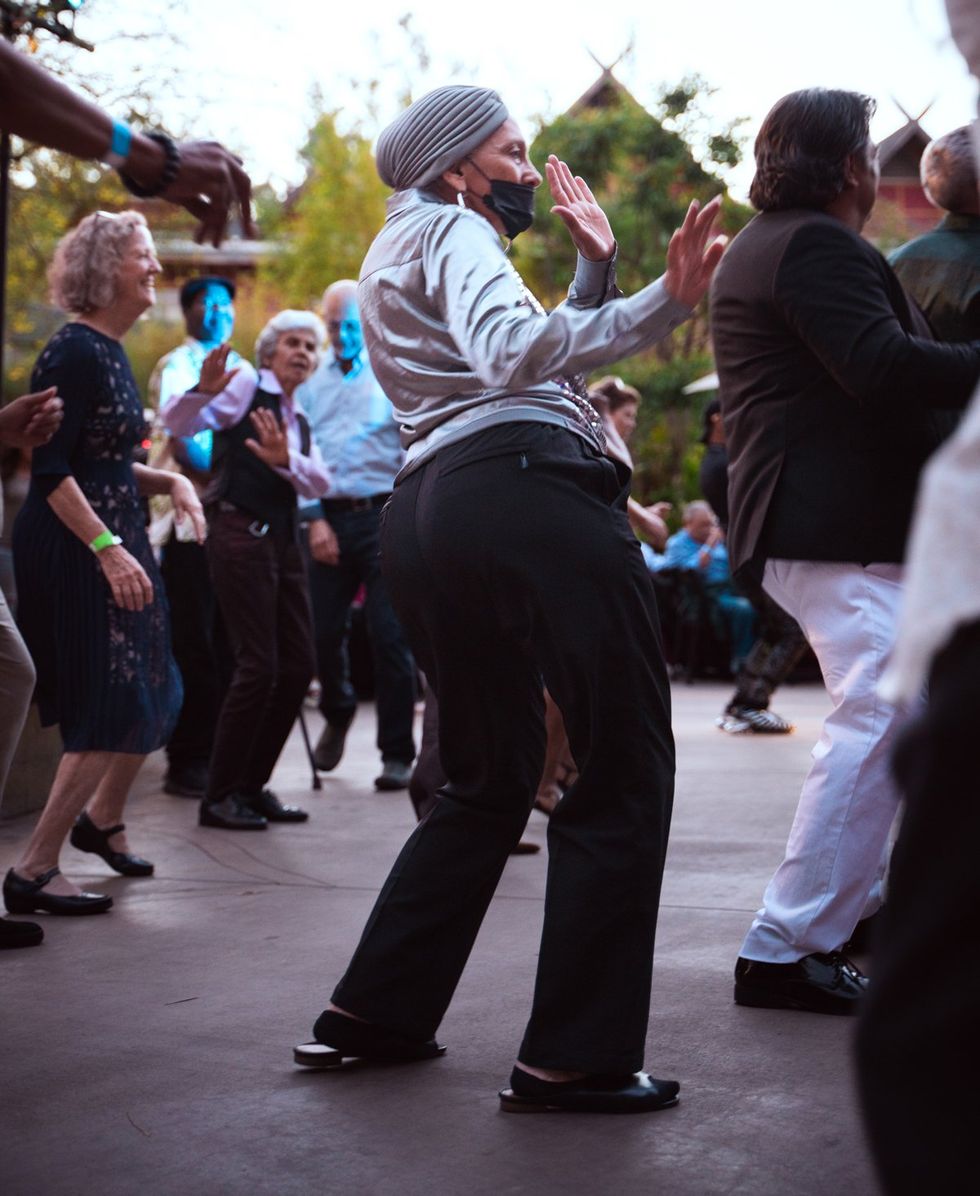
top-left (117, 132), bottom-right (181, 199)
top-left (103, 120), bottom-right (133, 171)
top-left (89, 530), bottom-right (123, 554)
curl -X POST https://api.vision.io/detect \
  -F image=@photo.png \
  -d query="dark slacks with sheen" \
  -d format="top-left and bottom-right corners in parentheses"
top-left (160, 536), bottom-right (230, 771)
top-left (856, 619), bottom-right (980, 1194)
top-left (308, 505), bottom-right (416, 763)
top-left (205, 508), bottom-right (315, 803)
top-left (331, 424), bottom-right (675, 1072)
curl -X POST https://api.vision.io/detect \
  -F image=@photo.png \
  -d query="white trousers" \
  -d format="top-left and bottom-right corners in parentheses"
top-left (740, 560), bottom-right (905, 963)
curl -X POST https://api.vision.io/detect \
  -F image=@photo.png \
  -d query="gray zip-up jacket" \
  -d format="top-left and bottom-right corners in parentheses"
top-left (358, 187), bottom-right (692, 476)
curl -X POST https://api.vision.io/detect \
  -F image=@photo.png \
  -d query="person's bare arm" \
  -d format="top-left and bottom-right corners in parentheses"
top-left (627, 498), bottom-right (669, 552)
top-left (0, 40), bottom-right (253, 247)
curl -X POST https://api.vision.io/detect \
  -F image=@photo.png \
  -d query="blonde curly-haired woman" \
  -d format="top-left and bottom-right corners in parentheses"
top-left (4, 210), bottom-right (203, 919)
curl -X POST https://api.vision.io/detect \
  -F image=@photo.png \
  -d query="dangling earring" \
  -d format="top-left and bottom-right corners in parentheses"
top-left (456, 191), bottom-right (466, 208)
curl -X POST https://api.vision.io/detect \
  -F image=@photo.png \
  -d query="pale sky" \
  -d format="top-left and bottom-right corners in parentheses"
top-left (58, 0), bottom-right (977, 199)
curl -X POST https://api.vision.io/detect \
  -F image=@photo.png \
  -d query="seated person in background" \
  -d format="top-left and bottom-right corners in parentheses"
top-left (664, 500), bottom-right (756, 674)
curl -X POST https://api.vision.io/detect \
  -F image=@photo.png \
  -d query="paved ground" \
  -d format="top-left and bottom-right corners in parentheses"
top-left (0, 682), bottom-right (882, 1196)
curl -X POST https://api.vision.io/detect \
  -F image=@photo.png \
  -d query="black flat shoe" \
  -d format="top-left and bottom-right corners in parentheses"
top-left (70, 812), bottom-right (154, 877)
top-left (3, 867), bottom-right (112, 916)
top-left (199, 795), bottom-right (268, 830)
top-left (294, 1010), bottom-right (446, 1068)
top-left (242, 789), bottom-right (308, 823)
top-left (499, 1068), bottom-right (680, 1114)
top-left (313, 721), bottom-right (352, 772)
top-left (0, 916), bottom-right (44, 949)
top-left (734, 951), bottom-right (868, 1015)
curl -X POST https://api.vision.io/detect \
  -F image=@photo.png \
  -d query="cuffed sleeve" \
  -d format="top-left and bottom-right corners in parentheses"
top-left (162, 361), bottom-right (259, 436)
top-left (274, 443), bottom-right (331, 500)
top-left (423, 210), bottom-right (691, 391)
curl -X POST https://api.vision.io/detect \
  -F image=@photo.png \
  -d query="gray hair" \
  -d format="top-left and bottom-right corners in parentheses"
top-left (682, 500), bottom-right (715, 523)
top-left (921, 126), bottom-right (978, 214)
top-left (48, 210), bottom-right (149, 314)
top-left (375, 85), bottom-right (509, 190)
top-left (254, 310), bottom-right (327, 368)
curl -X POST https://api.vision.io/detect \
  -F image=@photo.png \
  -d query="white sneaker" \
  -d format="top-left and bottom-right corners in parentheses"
top-left (723, 705), bottom-right (794, 734)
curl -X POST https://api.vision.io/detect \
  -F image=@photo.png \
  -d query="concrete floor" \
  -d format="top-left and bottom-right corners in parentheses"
top-left (0, 683), bottom-right (882, 1196)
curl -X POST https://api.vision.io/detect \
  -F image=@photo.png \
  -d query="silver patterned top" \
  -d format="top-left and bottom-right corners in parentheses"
top-left (357, 187), bottom-right (692, 476)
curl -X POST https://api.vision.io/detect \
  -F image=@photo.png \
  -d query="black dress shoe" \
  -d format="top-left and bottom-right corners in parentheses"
top-left (734, 951), bottom-right (868, 1015)
top-left (70, 812), bottom-right (154, 877)
top-left (163, 762), bottom-right (208, 798)
top-left (313, 721), bottom-right (352, 772)
top-left (294, 1009), bottom-right (446, 1069)
top-left (242, 788), bottom-right (309, 823)
top-left (374, 760), bottom-right (413, 791)
top-left (0, 917), bottom-right (44, 948)
top-left (3, 867), bottom-right (112, 916)
top-left (199, 795), bottom-right (268, 830)
top-left (499, 1068), bottom-right (680, 1114)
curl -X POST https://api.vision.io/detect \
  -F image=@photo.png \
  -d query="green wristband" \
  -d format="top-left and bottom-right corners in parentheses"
top-left (89, 530), bottom-right (122, 554)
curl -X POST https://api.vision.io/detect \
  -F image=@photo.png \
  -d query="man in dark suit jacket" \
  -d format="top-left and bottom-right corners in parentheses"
top-left (710, 88), bottom-right (980, 1015)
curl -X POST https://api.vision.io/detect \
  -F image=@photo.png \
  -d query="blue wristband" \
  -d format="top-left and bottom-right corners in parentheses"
top-left (104, 120), bottom-right (132, 169)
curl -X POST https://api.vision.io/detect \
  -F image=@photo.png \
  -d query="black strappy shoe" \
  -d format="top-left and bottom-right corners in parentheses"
top-left (70, 812), bottom-right (154, 876)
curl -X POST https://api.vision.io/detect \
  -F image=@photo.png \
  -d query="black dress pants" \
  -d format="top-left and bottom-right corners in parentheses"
top-left (160, 536), bottom-right (230, 770)
top-left (332, 423), bottom-right (675, 1072)
top-left (205, 508), bottom-right (315, 803)
top-left (308, 503), bottom-right (416, 763)
top-left (856, 619), bottom-right (980, 1194)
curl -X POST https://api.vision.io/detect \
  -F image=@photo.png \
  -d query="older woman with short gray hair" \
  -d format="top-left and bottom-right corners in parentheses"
top-left (163, 310), bottom-right (330, 830)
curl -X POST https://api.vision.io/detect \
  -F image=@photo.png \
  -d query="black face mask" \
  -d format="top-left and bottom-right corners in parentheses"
top-left (465, 158), bottom-right (536, 239)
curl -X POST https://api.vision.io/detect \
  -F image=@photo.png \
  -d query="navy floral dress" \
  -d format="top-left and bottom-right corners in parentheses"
top-left (13, 323), bottom-right (182, 753)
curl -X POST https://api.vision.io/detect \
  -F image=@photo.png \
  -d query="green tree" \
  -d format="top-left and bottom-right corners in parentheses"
top-left (259, 112), bottom-right (388, 308)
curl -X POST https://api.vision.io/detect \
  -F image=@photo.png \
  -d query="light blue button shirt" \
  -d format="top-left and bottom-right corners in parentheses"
top-left (294, 348), bottom-right (404, 516)
top-left (151, 338), bottom-right (243, 472)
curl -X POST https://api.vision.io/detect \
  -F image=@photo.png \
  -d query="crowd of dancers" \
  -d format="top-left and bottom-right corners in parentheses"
top-left (1, 5), bottom-right (979, 1189)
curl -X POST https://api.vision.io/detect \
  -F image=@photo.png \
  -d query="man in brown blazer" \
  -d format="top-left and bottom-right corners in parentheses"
top-left (710, 88), bottom-right (980, 1015)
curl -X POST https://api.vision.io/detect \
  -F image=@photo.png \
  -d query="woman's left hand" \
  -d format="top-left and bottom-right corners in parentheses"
top-left (546, 154), bottom-right (615, 262)
top-left (170, 474), bottom-right (206, 543)
top-left (245, 408), bottom-right (290, 469)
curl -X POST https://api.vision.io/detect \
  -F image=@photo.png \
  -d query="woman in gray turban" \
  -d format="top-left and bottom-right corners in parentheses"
top-left (297, 84), bottom-right (725, 1113)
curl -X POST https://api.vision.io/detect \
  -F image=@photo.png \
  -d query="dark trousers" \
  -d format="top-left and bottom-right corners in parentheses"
top-left (332, 424), bottom-right (675, 1072)
top-left (856, 619), bottom-right (980, 1194)
top-left (159, 536), bottom-right (230, 769)
top-left (205, 508), bottom-right (315, 803)
top-left (308, 503), bottom-right (416, 763)
top-left (731, 585), bottom-right (808, 709)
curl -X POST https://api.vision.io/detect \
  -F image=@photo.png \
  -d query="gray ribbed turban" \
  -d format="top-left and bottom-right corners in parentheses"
top-left (375, 85), bottom-right (509, 191)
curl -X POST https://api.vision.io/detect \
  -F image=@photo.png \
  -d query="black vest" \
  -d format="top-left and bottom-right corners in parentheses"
top-left (207, 386), bottom-right (310, 537)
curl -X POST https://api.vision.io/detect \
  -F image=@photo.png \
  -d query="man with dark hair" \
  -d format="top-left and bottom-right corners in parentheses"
top-left (711, 87), bottom-right (980, 1014)
top-left (149, 277), bottom-right (240, 798)
top-left (890, 125), bottom-right (979, 344)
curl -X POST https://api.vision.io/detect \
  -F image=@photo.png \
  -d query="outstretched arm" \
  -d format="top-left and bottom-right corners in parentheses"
top-left (0, 40), bottom-right (253, 247)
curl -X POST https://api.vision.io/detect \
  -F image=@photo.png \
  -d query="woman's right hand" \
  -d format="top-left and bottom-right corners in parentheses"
top-left (97, 545), bottom-right (155, 611)
top-left (197, 344), bottom-right (239, 395)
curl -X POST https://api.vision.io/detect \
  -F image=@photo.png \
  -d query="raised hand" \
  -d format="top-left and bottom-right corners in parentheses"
top-left (197, 344), bottom-right (239, 396)
top-left (162, 140), bottom-right (255, 249)
top-left (245, 408), bottom-right (289, 469)
top-left (546, 154), bottom-right (615, 262)
top-left (0, 387), bottom-right (63, 449)
top-left (664, 196), bottom-right (727, 309)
